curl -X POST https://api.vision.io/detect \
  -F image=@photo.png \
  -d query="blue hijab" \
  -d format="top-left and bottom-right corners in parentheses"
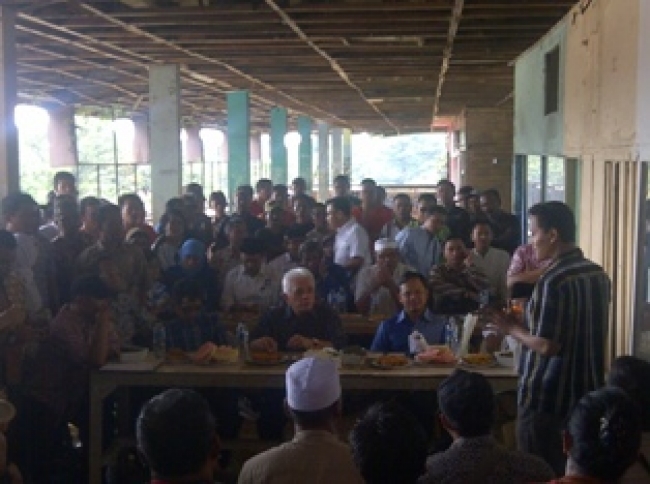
top-left (179, 238), bottom-right (206, 275)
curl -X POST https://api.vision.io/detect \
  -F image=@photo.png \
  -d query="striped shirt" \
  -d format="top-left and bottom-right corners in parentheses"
top-left (518, 248), bottom-right (611, 418)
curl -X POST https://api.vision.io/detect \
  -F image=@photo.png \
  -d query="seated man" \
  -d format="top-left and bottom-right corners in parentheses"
top-left (349, 402), bottom-right (428, 484)
top-left (370, 272), bottom-right (445, 353)
top-left (468, 221), bottom-right (511, 306)
top-left (238, 358), bottom-right (363, 484)
top-left (137, 389), bottom-right (221, 484)
top-left (422, 369), bottom-right (554, 483)
top-left (266, 225), bottom-right (305, 279)
top-left (429, 236), bottom-right (490, 314)
top-left (221, 237), bottom-right (281, 313)
top-left (250, 267), bottom-right (347, 353)
top-left (166, 278), bottom-right (229, 351)
top-left (396, 206), bottom-right (446, 277)
top-left (355, 239), bottom-right (412, 318)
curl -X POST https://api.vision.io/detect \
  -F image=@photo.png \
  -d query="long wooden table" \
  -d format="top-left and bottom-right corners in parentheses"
top-left (89, 360), bottom-right (517, 484)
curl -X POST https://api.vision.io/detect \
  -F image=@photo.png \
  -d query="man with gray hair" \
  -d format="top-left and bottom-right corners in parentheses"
top-left (250, 267), bottom-right (347, 353)
top-left (238, 358), bottom-right (363, 484)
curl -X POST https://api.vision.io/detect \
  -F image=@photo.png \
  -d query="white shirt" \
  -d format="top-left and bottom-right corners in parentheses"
top-left (469, 247), bottom-right (511, 303)
top-left (355, 262), bottom-right (412, 317)
top-left (334, 218), bottom-right (371, 268)
top-left (221, 264), bottom-right (281, 311)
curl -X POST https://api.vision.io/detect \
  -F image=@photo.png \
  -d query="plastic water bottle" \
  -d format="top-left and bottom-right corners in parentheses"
top-left (152, 322), bottom-right (166, 359)
top-left (236, 323), bottom-right (250, 362)
top-left (337, 288), bottom-right (348, 314)
top-left (445, 317), bottom-right (459, 354)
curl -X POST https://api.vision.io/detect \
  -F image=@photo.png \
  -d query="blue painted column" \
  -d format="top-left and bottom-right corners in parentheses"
top-left (270, 107), bottom-right (288, 184)
top-left (297, 116), bottom-right (312, 191)
top-left (227, 91), bottom-right (251, 204)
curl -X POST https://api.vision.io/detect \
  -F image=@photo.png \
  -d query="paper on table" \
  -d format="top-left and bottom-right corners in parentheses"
top-left (457, 313), bottom-right (478, 358)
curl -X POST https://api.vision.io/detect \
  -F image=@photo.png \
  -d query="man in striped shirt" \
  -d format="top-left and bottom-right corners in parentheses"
top-left (489, 201), bottom-right (611, 476)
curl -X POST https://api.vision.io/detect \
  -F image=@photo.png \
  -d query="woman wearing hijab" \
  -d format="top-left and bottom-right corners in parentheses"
top-left (163, 239), bottom-right (219, 312)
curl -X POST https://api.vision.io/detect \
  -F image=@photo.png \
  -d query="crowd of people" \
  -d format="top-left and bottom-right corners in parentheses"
top-left (0, 170), bottom-right (646, 483)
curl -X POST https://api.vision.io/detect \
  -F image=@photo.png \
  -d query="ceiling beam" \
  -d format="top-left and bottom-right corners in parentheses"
top-left (432, 0), bottom-right (464, 128)
top-left (75, 2), bottom-right (353, 129)
top-left (264, 0), bottom-right (399, 134)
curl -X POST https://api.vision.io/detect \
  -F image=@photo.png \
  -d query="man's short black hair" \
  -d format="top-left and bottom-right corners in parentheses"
top-left (333, 174), bottom-right (350, 185)
top-left (209, 191), bottom-right (227, 206)
top-left (607, 356), bottom-right (650, 431)
top-left (399, 271), bottom-right (428, 289)
top-left (392, 193), bottom-right (412, 204)
top-left (117, 193), bottom-right (144, 210)
top-left (137, 389), bottom-right (216, 479)
top-left (236, 185), bottom-right (254, 198)
top-left (417, 193), bottom-right (437, 205)
top-left (457, 185), bottom-right (475, 197)
top-left (273, 184), bottom-right (289, 195)
top-left (289, 400), bottom-right (338, 428)
top-left (2, 193), bottom-right (37, 219)
top-left (240, 237), bottom-right (266, 255)
top-left (292, 177), bottom-right (306, 186)
top-left (481, 188), bottom-right (501, 202)
top-left (326, 196), bottom-right (351, 217)
top-left (53, 171), bottom-right (75, 189)
top-left (438, 369), bottom-right (494, 438)
top-left (424, 205), bottom-right (447, 217)
top-left (0, 229), bottom-right (17, 250)
top-left (171, 278), bottom-right (203, 305)
top-left (96, 204), bottom-right (121, 228)
top-left (349, 402), bottom-right (428, 484)
top-left (471, 219), bottom-right (495, 234)
top-left (360, 178), bottom-right (376, 187)
top-left (255, 179), bottom-right (272, 191)
top-left (79, 196), bottom-right (100, 215)
top-left (528, 201), bottom-right (576, 244)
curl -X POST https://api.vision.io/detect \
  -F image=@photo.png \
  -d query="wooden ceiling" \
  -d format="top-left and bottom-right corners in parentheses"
top-left (10, 0), bottom-right (573, 134)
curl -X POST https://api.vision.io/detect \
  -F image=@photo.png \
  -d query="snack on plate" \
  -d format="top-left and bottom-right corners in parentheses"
top-left (376, 354), bottom-right (409, 367)
top-left (190, 342), bottom-right (238, 364)
top-left (415, 346), bottom-right (456, 364)
top-left (249, 351), bottom-right (283, 363)
top-left (462, 353), bottom-right (496, 366)
top-left (166, 348), bottom-right (188, 363)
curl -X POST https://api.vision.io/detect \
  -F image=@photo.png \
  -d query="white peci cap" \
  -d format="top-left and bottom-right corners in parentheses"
top-left (286, 357), bottom-right (341, 412)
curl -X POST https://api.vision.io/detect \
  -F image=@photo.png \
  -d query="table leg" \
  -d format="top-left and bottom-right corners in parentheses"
top-left (89, 378), bottom-right (116, 484)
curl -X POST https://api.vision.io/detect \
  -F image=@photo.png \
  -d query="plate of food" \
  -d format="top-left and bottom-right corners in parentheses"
top-left (166, 348), bottom-right (190, 364)
top-left (190, 342), bottom-right (239, 365)
top-left (460, 353), bottom-right (498, 368)
top-left (370, 353), bottom-right (411, 370)
top-left (246, 351), bottom-right (287, 366)
top-left (415, 346), bottom-right (457, 365)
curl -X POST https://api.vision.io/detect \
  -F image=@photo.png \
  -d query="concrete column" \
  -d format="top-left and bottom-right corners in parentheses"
top-left (270, 107), bottom-right (288, 184)
top-left (297, 116), bottom-right (313, 192)
top-left (343, 128), bottom-right (352, 176)
top-left (317, 122), bottom-right (329, 202)
top-left (227, 91), bottom-right (250, 204)
top-left (149, 64), bottom-right (182, 222)
top-left (331, 128), bottom-right (343, 177)
top-left (132, 114), bottom-right (149, 164)
top-left (0, 7), bottom-right (19, 200)
top-left (250, 132), bottom-right (262, 182)
top-left (47, 105), bottom-right (78, 168)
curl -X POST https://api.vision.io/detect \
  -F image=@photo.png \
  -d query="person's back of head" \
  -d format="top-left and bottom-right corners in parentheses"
top-left (607, 355), bottom-right (650, 431)
top-left (136, 388), bottom-right (218, 481)
top-left (286, 357), bottom-right (341, 429)
top-left (349, 401), bottom-right (428, 484)
top-left (565, 387), bottom-right (641, 481)
top-left (438, 369), bottom-right (494, 438)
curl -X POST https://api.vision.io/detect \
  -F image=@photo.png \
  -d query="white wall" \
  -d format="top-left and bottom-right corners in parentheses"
top-left (513, 21), bottom-right (566, 156)
top-left (563, 0), bottom-right (640, 161)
